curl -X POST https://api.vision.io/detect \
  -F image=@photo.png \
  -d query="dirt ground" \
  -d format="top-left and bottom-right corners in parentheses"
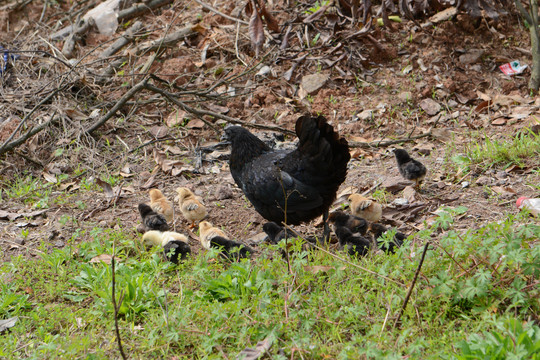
top-left (0, 1), bottom-right (539, 261)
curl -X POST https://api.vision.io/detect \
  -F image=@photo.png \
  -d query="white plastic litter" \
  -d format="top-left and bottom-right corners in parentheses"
top-left (499, 61), bottom-right (527, 76)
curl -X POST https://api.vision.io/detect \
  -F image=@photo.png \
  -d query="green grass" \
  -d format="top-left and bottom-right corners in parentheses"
top-left (458, 129), bottom-right (540, 171)
top-left (0, 210), bottom-right (538, 359)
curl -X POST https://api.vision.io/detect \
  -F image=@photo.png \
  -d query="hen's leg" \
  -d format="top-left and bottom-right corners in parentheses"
top-left (323, 210), bottom-right (330, 243)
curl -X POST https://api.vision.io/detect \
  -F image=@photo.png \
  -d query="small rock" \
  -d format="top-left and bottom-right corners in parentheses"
top-left (300, 73), bottom-right (329, 94)
top-left (419, 98), bottom-right (441, 115)
top-left (436, 181), bottom-right (446, 189)
top-left (256, 65), bottom-right (271, 77)
top-left (475, 176), bottom-right (492, 186)
top-left (250, 232), bottom-right (268, 244)
top-left (447, 99), bottom-right (458, 108)
top-left (214, 185), bottom-right (233, 200)
top-left (496, 171), bottom-right (508, 179)
top-left (459, 49), bottom-right (484, 65)
top-left (402, 186), bottom-right (417, 202)
top-left (461, 181), bottom-right (470, 188)
top-left (393, 198), bottom-right (409, 206)
top-left (382, 176), bottom-right (413, 193)
top-left (13, 238), bottom-right (25, 245)
top-left (398, 92), bottom-right (413, 103)
top-left (356, 109), bottom-right (374, 121)
top-left (54, 240), bottom-right (65, 248)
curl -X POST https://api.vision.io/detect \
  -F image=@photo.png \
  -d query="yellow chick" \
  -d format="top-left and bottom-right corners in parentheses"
top-left (176, 187), bottom-right (208, 228)
top-left (149, 189), bottom-right (174, 223)
top-left (198, 220), bottom-right (228, 250)
top-left (348, 193), bottom-right (383, 223)
top-left (142, 230), bottom-right (164, 248)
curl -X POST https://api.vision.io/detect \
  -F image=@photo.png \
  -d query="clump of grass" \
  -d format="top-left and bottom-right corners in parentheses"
top-left (463, 129), bottom-right (540, 170)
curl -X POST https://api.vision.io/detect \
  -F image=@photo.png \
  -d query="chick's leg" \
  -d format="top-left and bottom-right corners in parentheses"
top-left (189, 221), bottom-right (196, 229)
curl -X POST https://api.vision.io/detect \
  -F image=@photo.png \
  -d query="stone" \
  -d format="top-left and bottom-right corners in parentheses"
top-left (459, 49), bottom-right (484, 65)
top-left (300, 73), bottom-right (329, 94)
top-left (419, 98), bottom-right (441, 115)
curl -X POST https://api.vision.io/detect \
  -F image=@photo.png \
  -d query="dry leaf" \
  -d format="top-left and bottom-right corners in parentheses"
top-left (96, 178), bottom-right (115, 199)
top-left (0, 317), bottom-right (18, 333)
top-left (42, 172), bottom-right (57, 184)
top-left (166, 110), bottom-right (187, 127)
top-left (249, 4), bottom-right (264, 57)
top-left (304, 265), bottom-right (335, 274)
top-left (260, 3), bottom-right (279, 32)
top-left (236, 336), bottom-right (273, 360)
top-left (89, 254), bottom-right (121, 264)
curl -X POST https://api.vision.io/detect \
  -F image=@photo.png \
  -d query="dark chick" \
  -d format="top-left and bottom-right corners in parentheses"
top-left (369, 223), bottom-right (406, 254)
top-left (209, 236), bottom-right (253, 260)
top-left (138, 203), bottom-right (169, 232)
top-left (161, 232), bottom-right (191, 264)
top-left (333, 226), bottom-right (371, 257)
top-left (328, 211), bottom-right (369, 235)
top-left (392, 148), bottom-right (427, 188)
top-left (224, 114), bottom-right (350, 241)
top-left (262, 222), bottom-right (297, 244)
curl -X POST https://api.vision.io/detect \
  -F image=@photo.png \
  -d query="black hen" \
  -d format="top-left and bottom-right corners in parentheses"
top-left (225, 114), bottom-right (350, 240)
top-left (138, 203), bottom-right (169, 232)
top-left (392, 149), bottom-right (427, 188)
top-left (333, 226), bottom-right (371, 257)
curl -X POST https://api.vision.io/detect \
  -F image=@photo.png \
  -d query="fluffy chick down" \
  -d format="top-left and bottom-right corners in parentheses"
top-left (149, 189), bottom-right (174, 223)
top-left (176, 187), bottom-right (208, 228)
top-left (347, 194), bottom-right (382, 223)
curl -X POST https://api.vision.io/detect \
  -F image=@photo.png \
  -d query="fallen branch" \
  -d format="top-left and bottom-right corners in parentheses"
top-left (99, 21), bottom-right (144, 59)
top-left (144, 83), bottom-right (296, 135)
top-left (118, 0), bottom-right (174, 22)
top-left (0, 116), bottom-right (59, 157)
top-left (393, 241), bottom-right (430, 328)
top-left (348, 131), bottom-right (431, 148)
top-left (62, 17), bottom-right (95, 59)
top-left (85, 77), bottom-right (149, 135)
top-left (135, 24), bottom-right (194, 55)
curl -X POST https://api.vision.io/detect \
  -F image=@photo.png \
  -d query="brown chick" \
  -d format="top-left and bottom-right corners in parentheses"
top-left (198, 220), bottom-right (228, 250)
top-left (348, 193), bottom-right (382, 223)
top-left (149, 189), bottom-right (174, 223)
top-left (176, 187), bottom-right (208, 229)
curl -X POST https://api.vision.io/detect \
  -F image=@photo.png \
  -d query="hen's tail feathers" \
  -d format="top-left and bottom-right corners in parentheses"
top-left (295, 114), bottom-right (350, 176)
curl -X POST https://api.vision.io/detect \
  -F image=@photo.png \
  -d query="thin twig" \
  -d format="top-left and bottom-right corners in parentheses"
top-left (281, 224), bottom-right (405, 287)
top-left (144, 83), bottom-right (295, 135)
top-left (348, 131), bottom-right (432, 149)
top-left (85, 77), bottom-right (149, 135)
top-left (193, 0), bottom-right (248, 25)
top-left (393, 241), bottom-right (430, 328)
top-left (111, 247), bottom-right (127, 360)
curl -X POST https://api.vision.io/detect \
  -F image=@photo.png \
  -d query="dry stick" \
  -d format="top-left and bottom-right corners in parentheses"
top-left (0, 117), bottom-right (59, 157)
top-left (85, 77), bottom-right (149, 135)
top-left (348, 131), bottom-right (432, 149)
top-left (0, 88), bottom-right (63, 150)
top-left (144, 83), bottom-right (295, 135)
top-left (118, 0), bottom-right (174, 22)
top-left (111, 252), bottom-right (127, 360)
top-left (99, 21), bottom-right (144, 59)
top-left (192, 0), bottom-right (248, 25)
top-left (393, 241), bottom-right (430, 328)
top-left (134, 25), bottom-right (194, 55)
top-left (282, 224), bottom-right (405, 287)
